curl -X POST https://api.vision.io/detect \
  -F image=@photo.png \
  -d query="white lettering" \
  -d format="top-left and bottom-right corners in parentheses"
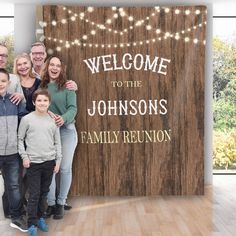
top-left (83, 57), bottom-right (101, 74)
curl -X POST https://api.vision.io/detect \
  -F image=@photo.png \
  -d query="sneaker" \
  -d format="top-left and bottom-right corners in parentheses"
top-left (28, 225), bottom-right (38, 236)
top-left (53, 204), bottom-right (64, 220)
top-left (64, 202), bottom-right (72, 211)
top-left (37, 217), bottom-right (48, 232)
top-left (44, 205), bottom-right (56, 218)
top-left (10, 216), bottom-right (28, 232)
top-left (4, 213), bottom-right (11, 219)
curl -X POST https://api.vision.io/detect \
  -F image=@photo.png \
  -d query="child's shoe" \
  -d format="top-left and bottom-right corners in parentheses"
top-left (28, 225), bottom-right (38, 236)
top-left (37, 217), bottom-right (49, 232)
top-left (10, 216), bottom-right (28, 232)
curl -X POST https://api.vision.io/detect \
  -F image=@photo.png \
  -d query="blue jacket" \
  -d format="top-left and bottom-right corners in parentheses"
top-left (0, 93), bottom-right (27, 155)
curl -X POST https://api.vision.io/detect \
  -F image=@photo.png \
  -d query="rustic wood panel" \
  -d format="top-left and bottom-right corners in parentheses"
top-left (41, 6), bottom-right (206, 195)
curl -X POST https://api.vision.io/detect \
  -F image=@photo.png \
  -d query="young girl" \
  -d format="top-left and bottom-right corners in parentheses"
top-left (40, 56), bottom-right (77, 219)
top-left (18, 89), bottom-right (62, 236)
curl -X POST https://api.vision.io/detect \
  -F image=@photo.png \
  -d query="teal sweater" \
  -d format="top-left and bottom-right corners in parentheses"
top-left (47, 82), bottom-right (77, 125)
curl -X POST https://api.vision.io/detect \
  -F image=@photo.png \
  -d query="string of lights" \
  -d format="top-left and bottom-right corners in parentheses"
top-left (38, 6), bottom-right (206, 52)
top-left (40, 6), bottom-right (206, 38)
top-left (45, 33), bottom-right (206, 52)
top-left (78, 7), bottom-right (206, 36)
top-left (78, 6), bottom-right (161, 36)
top-left (43, 20), bottom-right (206, 50)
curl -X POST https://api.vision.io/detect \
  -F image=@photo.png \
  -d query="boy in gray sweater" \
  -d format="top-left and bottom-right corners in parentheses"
top-left (18, 88), bottom-right (62, 236)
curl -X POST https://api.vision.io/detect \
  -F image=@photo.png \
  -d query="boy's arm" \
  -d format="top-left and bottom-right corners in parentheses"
top-left (18, 117), bottom-right (29, 162)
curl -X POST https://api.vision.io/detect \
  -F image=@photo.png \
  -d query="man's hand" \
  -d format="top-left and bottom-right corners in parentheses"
top-left (23, 159), bottom-right (30, 168)
top-left (55, 115), bottom-right (65, 127)
top-left (66, 80), bottom-right (78, 91)
top-left (10, 93), bottom-right (24, 105)
top-left (54, 163), bottom-right (60, 173)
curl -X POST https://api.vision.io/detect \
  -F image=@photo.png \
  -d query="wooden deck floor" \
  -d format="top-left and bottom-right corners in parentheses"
top-left (0, 175), bottom-right (235, 236)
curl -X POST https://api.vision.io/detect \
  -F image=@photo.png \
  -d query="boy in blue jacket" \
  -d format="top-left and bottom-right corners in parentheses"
top-left (0, 68), bottom-right (27, 232)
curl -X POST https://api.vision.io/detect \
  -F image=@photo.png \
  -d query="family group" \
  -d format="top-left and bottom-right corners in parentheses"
top-left (0, 42), bottom-right (78, 236)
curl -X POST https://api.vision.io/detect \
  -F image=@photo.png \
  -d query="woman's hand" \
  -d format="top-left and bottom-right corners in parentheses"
top-left (10, 93), bottom-right (24, 105)
top-left (23, 159), bottom-right (30, 168)
top-left (55, 114), bottom-right (65, 127)
top-left (54, 163), bottom-right (60, 173)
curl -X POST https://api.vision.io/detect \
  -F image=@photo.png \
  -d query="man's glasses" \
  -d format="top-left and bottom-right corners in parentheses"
top-left (31, 52), bottom-right (45, 56)
top-left (0, 54), bottom-right (8, 59)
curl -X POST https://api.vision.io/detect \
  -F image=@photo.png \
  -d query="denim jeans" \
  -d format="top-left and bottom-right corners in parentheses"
top-left (47, 123), bottom-right (78, 206)
top-left (0, 153), bottom-right (23, 219)
top-left (27, 160), bottom-right (55, 227)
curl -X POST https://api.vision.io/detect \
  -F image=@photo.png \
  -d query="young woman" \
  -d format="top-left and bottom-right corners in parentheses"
top-left (40, 56), bottom-right (78, 219)
top-left (13, 53), bottom-right (41, 112)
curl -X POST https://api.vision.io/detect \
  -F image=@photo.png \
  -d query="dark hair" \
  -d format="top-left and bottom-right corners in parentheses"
top-left (40, 56), bottom-right (67, 90)
top-left (0, 68), bottom-right (10, 80)
top-left (31, 42), bottom-right (46, 50)
top-left (32, 88), bottom-right (51, 103)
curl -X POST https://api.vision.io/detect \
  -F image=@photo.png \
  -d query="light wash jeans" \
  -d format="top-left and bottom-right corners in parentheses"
top-left (47, 123), bottom-right (78, 206)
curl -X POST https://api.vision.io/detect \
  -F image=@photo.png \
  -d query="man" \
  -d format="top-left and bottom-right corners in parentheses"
top-left (30, 42), bottom-right (47, 77)
top-left (0, 43), bottom-right (24, 104)
top-left (30, 42), bottom-right (77, 90)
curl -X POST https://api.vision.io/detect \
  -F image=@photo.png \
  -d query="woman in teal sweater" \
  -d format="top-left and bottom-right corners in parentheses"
top-left (40, 56), bottom-right (77, 219)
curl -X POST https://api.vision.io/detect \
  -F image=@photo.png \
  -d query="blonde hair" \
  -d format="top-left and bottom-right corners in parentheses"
top-left (0, 42), bottom-right (7, 48)
top-left (13, 53), bottom-right (36, 78)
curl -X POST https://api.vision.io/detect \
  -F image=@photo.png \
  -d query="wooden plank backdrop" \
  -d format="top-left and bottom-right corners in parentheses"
top-left (39, 5), bottom-right (206, 195)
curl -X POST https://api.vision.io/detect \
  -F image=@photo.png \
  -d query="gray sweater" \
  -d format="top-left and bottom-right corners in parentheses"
top-left (18, 112), bottom-right (62, 165)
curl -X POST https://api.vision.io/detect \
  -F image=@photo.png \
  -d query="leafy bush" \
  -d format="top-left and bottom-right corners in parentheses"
top-left (213, 79), bottom-right (236, 131)
top-left (0, 34), bottom-right (14, 72)
top-left (213, 37), bottom-right (236, 132)
top-left (213, 130), bottom-right (236, 169)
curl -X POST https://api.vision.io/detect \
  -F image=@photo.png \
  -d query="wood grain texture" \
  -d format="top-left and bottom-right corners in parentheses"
top-left (41, 6), bottom-right (206, 196)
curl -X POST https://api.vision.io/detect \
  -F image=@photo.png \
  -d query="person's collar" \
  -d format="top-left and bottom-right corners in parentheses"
top-left (32, 67), bottom-right (41, 77)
